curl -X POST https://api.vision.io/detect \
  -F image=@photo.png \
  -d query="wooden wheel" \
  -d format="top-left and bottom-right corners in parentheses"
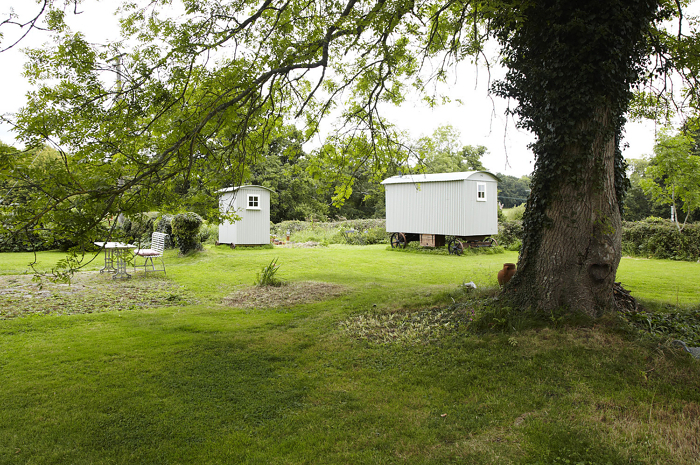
top-left (448, 239), bottom-right (464, 255)
top-left (488, 237), bottom-right (498, 247)
top-left (390, 232), bottom-right (407, 249)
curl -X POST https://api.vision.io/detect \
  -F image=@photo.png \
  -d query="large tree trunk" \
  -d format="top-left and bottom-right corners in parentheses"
top-left (492, 0), bottom-right (660, 316)
top-left (507, 107), bottom-right (622, 317)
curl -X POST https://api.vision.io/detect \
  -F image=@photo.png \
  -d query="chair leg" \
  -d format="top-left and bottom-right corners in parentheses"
top-left (134, 256), bottom-right (152, 273)
top-left (134, 255), bottom-right (165, 274)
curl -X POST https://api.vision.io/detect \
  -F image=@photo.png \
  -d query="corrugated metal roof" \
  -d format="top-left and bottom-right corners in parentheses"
top-left (217, 185), bottom-right (275, 194)
top-left (381, 171), bottom-right (499, 185)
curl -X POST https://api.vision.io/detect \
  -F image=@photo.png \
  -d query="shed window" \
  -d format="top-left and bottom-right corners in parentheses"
top-left (247, 194), bottom-right (260, 209)
top-left (476, 183), bottom-right (487, 202)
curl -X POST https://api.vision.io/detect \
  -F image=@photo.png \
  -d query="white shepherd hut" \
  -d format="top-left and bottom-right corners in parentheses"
top-left (381, 171), bottom-right (500, 254)
top-left (218, 185), bottom-right (273, 247)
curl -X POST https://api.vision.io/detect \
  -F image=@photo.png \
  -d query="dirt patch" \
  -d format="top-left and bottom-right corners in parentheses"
top-left (222, 281), bottom-right (347, 308)
top-left (0, 272), bottom-right (194, 319)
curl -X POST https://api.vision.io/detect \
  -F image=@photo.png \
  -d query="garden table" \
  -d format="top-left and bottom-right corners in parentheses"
top-left (94, 242), bottom-right (137, 279)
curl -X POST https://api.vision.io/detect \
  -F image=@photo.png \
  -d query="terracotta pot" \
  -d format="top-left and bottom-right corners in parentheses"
top-left (497, 263), bottom-right (517, 286)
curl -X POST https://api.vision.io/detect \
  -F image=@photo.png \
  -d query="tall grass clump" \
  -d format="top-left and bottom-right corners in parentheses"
top-left (255, 257), bottom-right (283, 286)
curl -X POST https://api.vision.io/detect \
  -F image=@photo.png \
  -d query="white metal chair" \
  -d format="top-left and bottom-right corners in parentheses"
top-left (134, 232), bottom-right (167, 275)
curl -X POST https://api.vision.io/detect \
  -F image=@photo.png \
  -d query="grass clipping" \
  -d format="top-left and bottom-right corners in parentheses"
top-left (0, 272), bottom-right (193, 319)
top-left (343, 305), bottom-right (475, 345)
top-left (222, 281), bottom-right (347, 309)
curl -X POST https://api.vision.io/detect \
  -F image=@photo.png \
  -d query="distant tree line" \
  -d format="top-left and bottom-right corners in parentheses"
top-left (3, 124), bottom-right (698, 253)
top-left (166, 125), bottom-right (700, 224)
top-left (171, 124), bottom-right (509, 223)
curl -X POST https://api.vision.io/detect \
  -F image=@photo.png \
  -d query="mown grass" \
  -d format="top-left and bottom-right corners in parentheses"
top-left (617, 256), bottom-right (700, 306)
top-left (1, 245), bottom-right (699, 464)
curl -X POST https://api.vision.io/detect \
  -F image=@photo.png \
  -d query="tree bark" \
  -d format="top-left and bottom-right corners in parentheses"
top-left (507, 106), bottom-right (622, 317)
top-left (492, 0), bottom-right (661, 316)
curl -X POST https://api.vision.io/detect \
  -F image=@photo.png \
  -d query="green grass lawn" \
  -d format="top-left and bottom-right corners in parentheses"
top-left (1, 245), bottom-right (699, 464)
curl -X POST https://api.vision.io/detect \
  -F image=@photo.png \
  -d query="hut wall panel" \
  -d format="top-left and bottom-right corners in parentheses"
top-left (218, 187), bottom-right (271, 245)
top-left (235, 187), bottom-right (270, 245)
top-left (218, 192), bottom-right (238, 244)
top-left (385, 179), bottom-right (498, 236)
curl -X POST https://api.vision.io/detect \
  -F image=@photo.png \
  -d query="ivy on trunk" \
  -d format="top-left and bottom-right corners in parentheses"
top-left (492, 0), bottom-right (663, 316)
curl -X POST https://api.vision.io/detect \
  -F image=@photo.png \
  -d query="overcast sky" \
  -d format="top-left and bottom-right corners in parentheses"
top-left (0, 1), bottom-right (660, 178)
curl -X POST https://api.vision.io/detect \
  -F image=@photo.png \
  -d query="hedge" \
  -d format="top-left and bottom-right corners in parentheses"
top-left (272, 218), bottom-right (387, 236)
top-left (622, 218), bottom-right (700, 261)
top-left (271, 219), bottom-right (388, 245)
top-left (493, 217), bottom-right (700, 261)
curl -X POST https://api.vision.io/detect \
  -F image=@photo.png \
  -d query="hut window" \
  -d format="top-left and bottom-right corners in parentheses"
top-left (247, 194), bottom-right (260, 209)
top-left (476, 183), bottom-right (486, 202)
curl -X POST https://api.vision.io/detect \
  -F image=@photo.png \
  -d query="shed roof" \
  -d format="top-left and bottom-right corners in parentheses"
top-left (381, 171), bottom-right (500, 185)
top-left (217, 185), bottom-right (275, 194)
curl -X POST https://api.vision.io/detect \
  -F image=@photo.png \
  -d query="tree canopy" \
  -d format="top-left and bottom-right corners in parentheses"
top-left (640, 130), bottom-right (700, 229)
top-left (415, 124), bottom-right (488, 173)
top-left (496, 173), bottom-right (530, 209)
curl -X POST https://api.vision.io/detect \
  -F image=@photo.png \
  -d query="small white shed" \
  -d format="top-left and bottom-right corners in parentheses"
top-left (381, 171), bottom-right (499, 250)
top-left (218, 185), bottom-right (273, 246)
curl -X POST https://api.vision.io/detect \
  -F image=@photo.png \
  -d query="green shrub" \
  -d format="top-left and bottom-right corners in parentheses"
top-left (284, 227), bottom-right (336, 244)
top-left (340, 226), bottom-right (389, 245)
top-left (622, 218), bottom-right (700, 261)
top-left (171, 212), bottom-right (204, 255)
top-left (362, 226), bottom-right (390, 245)
top-left (0, 228), bottom-right (50, 253)
top-left (199, 222), bottom-right (218, 245)
top-left (497, 207), bottom-right (507, 224)
top-left (505, 239), bottom-right (522, 252)
top-left (271, 219), bottom-right (388, 245)
top-left (0, 220), bottom-right (111, 253)
top-left (495, 220), bottom-right (523, 249)
top-left (503, 203), bottom-right (526, 221)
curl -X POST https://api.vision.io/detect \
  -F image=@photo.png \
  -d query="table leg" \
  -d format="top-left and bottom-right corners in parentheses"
top-left (112, 249), bottom-right (132, 280)
top-left (99, 248), bottom-right (117, 273)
